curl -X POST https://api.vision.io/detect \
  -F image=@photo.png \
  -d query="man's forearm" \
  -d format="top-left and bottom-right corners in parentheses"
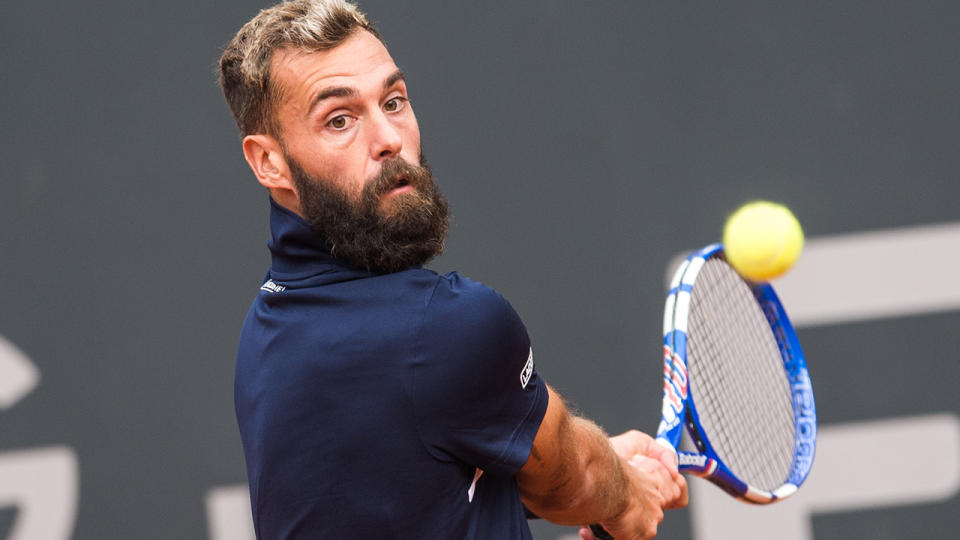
top-left (518, 404), bottom-right (631, 525)
top-left (562, 416), bottom-right (631, 523)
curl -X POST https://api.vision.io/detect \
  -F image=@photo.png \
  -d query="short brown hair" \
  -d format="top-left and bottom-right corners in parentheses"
top-left (218, 0), bottom-right (380, 137)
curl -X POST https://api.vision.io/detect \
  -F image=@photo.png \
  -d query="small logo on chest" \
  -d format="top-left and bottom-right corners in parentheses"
top-left (259, 279), bottom-right (286, 293)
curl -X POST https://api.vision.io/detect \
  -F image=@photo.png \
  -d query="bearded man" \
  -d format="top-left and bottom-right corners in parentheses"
top-left (218, 1), bottom-right (687, 538)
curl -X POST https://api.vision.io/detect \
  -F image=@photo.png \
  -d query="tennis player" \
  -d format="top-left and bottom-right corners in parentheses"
top-left (218, 1), bottom-right (687, 538)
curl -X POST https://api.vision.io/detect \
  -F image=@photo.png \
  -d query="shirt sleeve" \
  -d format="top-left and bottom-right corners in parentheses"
top-left (411, 272), bottom-right (549, 476)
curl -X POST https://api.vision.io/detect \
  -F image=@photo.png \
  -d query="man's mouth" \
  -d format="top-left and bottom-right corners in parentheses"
top-left (387, 175), bottom-right (414, 195)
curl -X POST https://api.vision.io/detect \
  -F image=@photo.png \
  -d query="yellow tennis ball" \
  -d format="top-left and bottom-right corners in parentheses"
top-left (723, 201), bottom-right (804, 282)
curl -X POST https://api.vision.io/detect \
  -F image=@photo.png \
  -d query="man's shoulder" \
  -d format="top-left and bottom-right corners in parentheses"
top-left (427, 271), bottom-right (515, 319)
top-left (419, 271), bottom-right (528, 356)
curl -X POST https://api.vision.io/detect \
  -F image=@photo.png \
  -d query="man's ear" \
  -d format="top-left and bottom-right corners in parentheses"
top-left (242, 134), bottom-right (291, 190)
top-left (242, 134), bottom-right (301, 213)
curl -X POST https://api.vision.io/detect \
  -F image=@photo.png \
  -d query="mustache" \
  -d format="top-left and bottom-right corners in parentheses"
top-left (365, 156), bottom-right (433, 199)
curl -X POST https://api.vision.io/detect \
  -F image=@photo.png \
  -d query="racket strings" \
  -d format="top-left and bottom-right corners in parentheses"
top-left (685, 257), bottom-right (796, 491)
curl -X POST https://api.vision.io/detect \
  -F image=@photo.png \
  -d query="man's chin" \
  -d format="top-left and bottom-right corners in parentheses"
top-left (378, 185), bottom-right (423, 215)
top-left (380, 185), bottom-right (417, 207)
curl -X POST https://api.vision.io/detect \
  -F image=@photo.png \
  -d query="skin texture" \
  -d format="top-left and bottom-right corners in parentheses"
top-left (236, 28), bottom-right (689, 539)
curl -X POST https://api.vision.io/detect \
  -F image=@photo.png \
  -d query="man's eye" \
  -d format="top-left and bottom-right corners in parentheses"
top-left (384, 97), bottom-right (406, 112)
top-left (328, 116), bottom-right (348, 130)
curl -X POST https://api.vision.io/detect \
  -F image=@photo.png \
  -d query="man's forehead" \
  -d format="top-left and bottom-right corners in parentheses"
top-left (271, 31), bottom-right (398, 100)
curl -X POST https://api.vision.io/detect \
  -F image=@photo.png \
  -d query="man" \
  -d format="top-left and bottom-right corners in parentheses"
top-left (218, 1), bottom-right (687, 538)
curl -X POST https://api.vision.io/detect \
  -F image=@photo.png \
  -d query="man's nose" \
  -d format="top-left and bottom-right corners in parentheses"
top-left (369, 110), bottom-right (402, 160)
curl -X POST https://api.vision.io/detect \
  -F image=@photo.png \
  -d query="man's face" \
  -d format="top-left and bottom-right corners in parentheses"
top-left (271, 29), bottom-right (423, 209)
top-left (269, 30), bottom-right (449, 273)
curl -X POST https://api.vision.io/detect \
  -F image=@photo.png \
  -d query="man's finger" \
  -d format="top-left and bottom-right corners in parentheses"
top-left (645, 440), bottom-right (681, 480)
top-left (664, 475), bottom-right (689, 509)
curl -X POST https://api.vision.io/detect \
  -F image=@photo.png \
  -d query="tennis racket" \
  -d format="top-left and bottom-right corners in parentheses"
top-left (590, 244), bottom-right (816, 539)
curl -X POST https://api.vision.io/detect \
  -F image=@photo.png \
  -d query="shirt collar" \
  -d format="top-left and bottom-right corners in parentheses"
top-left (267, 197), bottom-right (338, 276)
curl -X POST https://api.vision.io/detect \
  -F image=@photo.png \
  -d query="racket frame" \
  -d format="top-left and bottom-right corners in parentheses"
top-left (655, 243), bottom-right (816, 504)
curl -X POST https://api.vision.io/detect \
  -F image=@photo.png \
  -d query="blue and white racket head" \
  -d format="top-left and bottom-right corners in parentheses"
top-left (655, 243), bottom-right (816, 504)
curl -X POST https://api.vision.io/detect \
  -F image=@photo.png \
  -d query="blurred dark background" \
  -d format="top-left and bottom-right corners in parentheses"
top-left (1, 1), bottom-right (957, 539)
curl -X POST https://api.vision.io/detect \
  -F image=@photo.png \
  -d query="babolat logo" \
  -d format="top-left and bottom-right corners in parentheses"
top-left (260, 279), bottom-right (286, 293)
top-left (678, 453), bottom-right (708, 467)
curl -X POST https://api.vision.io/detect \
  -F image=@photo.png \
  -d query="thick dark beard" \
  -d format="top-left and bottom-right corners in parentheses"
top-left (288, 153), bottom-right (450, 274)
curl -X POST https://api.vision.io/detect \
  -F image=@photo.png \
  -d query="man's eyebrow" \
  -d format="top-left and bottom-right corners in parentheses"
top-left (384, 69), bottom-right (405, 90)
top-left (307, 86), bottom-right (359, 116)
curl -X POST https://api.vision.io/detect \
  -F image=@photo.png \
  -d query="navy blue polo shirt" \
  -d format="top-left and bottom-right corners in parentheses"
top-left (235, 199), bottom-right (549, 539)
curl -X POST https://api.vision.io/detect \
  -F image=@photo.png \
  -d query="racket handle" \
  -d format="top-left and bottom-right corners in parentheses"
top-left (589, 524), bottom-right (615, 539)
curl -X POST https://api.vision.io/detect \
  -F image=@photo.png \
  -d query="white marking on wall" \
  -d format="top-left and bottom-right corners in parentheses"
top-left (688, 414), bottom-right (960, 540)
top-left (0, 446), bottom-right (80, 540)
top-left (773, 221), bottom-right (960, 326)
top-left (0, 335), bottom-right (39, 411)
top-left (0, 335), bottom-right (80, 540)
top-left (205, 486), bottom-right (255, 540)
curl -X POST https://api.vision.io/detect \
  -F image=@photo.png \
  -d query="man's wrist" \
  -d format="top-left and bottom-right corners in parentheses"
top-left (574, 417), bottom-right (631, 522)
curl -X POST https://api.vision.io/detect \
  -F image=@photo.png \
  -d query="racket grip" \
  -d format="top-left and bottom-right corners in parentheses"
top-left (589, 524), bottom-right (615, 539)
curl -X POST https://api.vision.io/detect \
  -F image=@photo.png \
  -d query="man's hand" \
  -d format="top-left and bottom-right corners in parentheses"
top-left (578, 431), bottom-right (688, 540)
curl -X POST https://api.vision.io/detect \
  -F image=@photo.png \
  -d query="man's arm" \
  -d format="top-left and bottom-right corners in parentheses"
top-left (516, 385), bottom-right (687, 539)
